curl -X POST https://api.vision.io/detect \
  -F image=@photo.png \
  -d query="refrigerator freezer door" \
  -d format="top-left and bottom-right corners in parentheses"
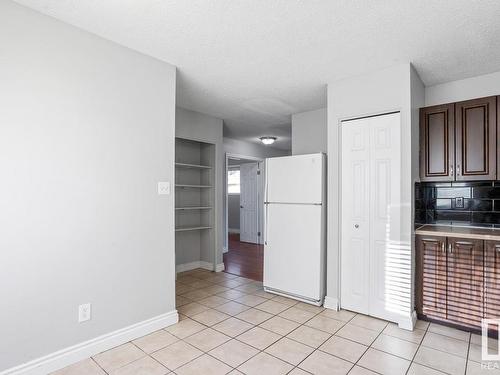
top-left (264, 203), bottom-right (324, 302)
top-left (266, 153), bottom-right (324, 204)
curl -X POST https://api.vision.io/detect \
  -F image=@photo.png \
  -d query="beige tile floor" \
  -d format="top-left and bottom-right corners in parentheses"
top-left (53, 268), bottom-right (499, 375)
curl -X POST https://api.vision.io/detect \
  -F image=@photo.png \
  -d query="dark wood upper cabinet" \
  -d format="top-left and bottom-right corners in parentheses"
top-left (485, 240), bottom-right (500, 320)
top-left (446, 237), bottom-right (483, 328)
top-left (420, 104), bottom-right (455, 181)
top-left (498, 98), bottom-right (500, 180)
top-left (416, 235), bottom-right (447, 319)
top-left (455, 96), bottom-right (497, 180)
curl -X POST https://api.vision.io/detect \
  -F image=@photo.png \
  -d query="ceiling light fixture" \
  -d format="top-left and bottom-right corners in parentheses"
top-left (259, 136), bottom-right (277, 145)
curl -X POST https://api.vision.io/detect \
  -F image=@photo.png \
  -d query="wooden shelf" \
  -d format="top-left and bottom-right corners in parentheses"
top-left (175, 162), bottom-right (212, 169)
top-left (175, 226), bottom-right (212, 232)
top-left (175, 184), bottom-right (212, 189)
top-left (176, 207), bottom-right (213, 210)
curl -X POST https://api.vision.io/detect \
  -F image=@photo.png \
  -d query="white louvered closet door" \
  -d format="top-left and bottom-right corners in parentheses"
top-left (341, 112), bottom-right (403, 322)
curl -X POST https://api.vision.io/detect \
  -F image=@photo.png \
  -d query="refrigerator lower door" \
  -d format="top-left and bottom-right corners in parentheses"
top-left (264, 203), bottom-right (324, 304)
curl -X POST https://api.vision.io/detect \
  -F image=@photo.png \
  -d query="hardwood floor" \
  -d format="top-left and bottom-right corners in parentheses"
top-left (223, 233), bottom-right (263, 281)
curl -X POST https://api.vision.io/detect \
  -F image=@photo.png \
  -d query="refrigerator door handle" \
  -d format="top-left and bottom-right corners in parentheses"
top-left (264, 162), bottom-right (269, 246)
top-left (265, 203), bottom-right (269, 245)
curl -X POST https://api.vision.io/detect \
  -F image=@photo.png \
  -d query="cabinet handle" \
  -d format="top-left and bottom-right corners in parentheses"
top-left (495, 245), bottom-right (500, 252)
top-left (441, 242), bottom-right (445, 253)
top-left (448, 243), bottom-right (453, 254)
top-left (456, 165), bottom-right (460, 175)
top-left (450, 165), bottom-right (454, 176)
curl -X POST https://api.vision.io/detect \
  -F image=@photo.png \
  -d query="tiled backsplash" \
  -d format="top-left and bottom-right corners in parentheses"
top-left (415, 181), bottom-right (500, 228)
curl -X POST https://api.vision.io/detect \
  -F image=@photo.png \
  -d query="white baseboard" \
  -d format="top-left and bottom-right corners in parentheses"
top-left (228, 228), bottom-right (240, 234)
top-left (398, 310), bottom-right (417, 331)
top-left (1, 310), bottom-right (178, 375)
top-left (323, 296), bottom-right (339, 311)
top-left (176, 261), bottom-right (225, 273)
top-left (176, 261), bottom-right (210, 273)
top-left (215, 263), bottom-right (225, 272)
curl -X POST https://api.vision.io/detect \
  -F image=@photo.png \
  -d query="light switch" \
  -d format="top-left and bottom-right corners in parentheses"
top-left (158, 182), bottom-right (170, 195)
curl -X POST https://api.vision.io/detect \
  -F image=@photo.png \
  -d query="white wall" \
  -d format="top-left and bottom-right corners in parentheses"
top-left (0, 1), bottom-right (177, 372)
top-left (291, 108), bottom-right (327, 155)
top-left (176, 107), bottom-right (224, 265)
top-left (327, 64), bottom-right (423, 328)
top-left (425, 70), bottom-right (500, 106)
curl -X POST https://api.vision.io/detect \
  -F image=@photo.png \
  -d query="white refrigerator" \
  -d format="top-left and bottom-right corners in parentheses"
top-left (263, 153), bottom-right (326, 306)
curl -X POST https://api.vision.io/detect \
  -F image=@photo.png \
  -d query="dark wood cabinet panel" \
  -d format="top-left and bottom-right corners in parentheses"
top-left (455, 96), bottom-right (497, 180)
top-left (485, 240), bottom-right (500, 320)
top-left (416, 235), bottom-right (447, 319)
top-left (446, 237), bottom-right (484, 327)
top-left (420, 104), bottom-right (455, 181)
top-left (498, 97), bottom-right (500, 181)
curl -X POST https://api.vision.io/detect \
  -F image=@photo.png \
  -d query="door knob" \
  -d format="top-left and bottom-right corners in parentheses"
top-left (354, 224), bottom-right (359, 229)
top-left (240, 205), bottom-right (243, 208)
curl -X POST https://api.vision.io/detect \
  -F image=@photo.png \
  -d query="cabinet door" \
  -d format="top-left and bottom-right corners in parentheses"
top-left (485, 240), bottom-right (500, 320)
top-left (416, 235), bottom-right (447, 319)
top-left (455, 96), bottom-right (497, 180)
top-left (447, 237), bottom-right (484, 327)
top-left (420, 104), bottom-right (455, 181)
top-left (498, 97), bottom-right (500, 180)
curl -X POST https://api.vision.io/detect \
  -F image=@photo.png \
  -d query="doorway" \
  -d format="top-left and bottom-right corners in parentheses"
top-left (224, 154), bottom-right (264, 281)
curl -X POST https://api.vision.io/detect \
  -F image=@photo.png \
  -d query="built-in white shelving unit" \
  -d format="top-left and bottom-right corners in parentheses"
top-left (175, 184), bottom-right (212, 188)
top-left (175, 162), bottom-right (212, 169)
top-left (175, 206), bottom-right (213, 210)
top-left (175, 137), bottom-right (215, 271)
top-left (175, 226), bottom-right (213, 232)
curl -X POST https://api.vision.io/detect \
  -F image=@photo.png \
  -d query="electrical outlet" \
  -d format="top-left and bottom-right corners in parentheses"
top-left (78, 303), bottom-right (91, 323)
top-left (456, 197), bottom-right (464, 209)
top-left (157, 181), bottom-right (170, 195)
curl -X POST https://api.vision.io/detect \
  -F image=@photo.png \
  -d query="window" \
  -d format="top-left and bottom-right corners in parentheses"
top-left (228, 169), bottom-right (240, 194)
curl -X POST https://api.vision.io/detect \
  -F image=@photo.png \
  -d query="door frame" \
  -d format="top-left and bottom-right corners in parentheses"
top-left (224, 153), bottom-right (264, 253)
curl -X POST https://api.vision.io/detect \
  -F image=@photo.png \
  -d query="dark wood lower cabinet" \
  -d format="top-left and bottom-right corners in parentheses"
top-left (416, 236), bottom-right (447, 320)
top-left (485, 240), bottom-right (500, 320)
top-left (446, 237), bottom-right (483, 327)
top-left (416, 235), bottom-right (496, 330)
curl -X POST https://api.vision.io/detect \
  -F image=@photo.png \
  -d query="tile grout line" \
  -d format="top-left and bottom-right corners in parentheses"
top-left (464, 331), bottom-right (472, 375)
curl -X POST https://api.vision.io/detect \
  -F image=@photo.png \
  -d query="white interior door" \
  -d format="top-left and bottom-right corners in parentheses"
top-left (240, 163), bottom-right (258, 243)
top-left (341, 120), bottom-right (371, 313)
top-left (341, 112), bottom-right (401, 319)
top-left (368, 113), bottom-right (401, 319)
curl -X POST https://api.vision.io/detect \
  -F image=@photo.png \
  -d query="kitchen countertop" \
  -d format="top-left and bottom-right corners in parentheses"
top-left (415, 224), bottom-right (500, 241)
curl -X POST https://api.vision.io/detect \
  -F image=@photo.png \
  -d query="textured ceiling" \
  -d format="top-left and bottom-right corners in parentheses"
top-left (14, 0), bottom-right (500, 150)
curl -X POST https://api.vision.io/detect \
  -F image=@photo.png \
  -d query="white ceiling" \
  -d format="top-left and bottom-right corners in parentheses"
top-left (15, 0), bottom-right (500, 150)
